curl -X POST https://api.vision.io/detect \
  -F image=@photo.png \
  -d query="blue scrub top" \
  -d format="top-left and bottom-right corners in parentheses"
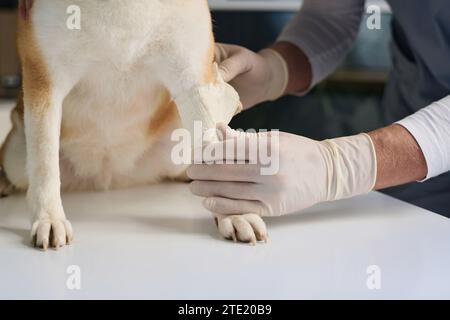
top-left (383, 0), bottom-right (450, 123)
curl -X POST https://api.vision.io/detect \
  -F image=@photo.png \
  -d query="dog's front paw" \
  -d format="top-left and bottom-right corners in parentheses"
top-left (215, 214), bottom-right (268, 245)
top-left (31, 218), bottom-right (73, 250)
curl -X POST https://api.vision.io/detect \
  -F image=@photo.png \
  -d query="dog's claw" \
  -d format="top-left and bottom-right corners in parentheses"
top-left (231, 231), bottom-right (237, 243)
top-left (42, 239), bottom-right (48, 251)
top-left (216, 214), bottom-right (267, 245)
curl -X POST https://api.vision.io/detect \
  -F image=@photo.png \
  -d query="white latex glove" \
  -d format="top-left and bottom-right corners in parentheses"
top-left (215, 43), bottom-right (289, 109)
top-left (188, 125), bottom-right (377, 217)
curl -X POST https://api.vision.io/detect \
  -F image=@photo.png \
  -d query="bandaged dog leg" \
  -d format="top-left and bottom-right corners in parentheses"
top-left (175, 66), bottom-right (268, 245)
top-left (174, 64), bottom-right (243, 147)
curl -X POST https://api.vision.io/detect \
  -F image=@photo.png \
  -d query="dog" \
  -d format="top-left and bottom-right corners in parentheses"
top-left (0, 0), bottom-right (267, 249)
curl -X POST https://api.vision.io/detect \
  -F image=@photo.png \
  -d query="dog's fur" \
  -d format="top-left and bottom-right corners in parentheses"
top-left (0, 0), bottom-right (267, 249)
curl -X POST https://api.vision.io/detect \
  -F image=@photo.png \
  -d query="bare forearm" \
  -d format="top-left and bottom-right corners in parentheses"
top-left (271, 43), bottom-right (428, 190)
top-left (271, 41), bottom-right (312, 94)
top-left (369, 124), bottom-right (428, 190)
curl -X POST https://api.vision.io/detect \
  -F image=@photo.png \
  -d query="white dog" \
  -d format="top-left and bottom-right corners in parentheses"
top-left (0, 0), bottom-right (267, 250)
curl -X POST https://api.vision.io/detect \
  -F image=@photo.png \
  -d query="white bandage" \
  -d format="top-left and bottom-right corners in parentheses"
top-left (174, 64), bottom-right (243, 145)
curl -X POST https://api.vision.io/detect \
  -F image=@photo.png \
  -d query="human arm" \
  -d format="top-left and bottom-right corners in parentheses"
top-left (215, 0), bottom-right (365, 109)
top-left (188, 95), bottom-right (450, 216)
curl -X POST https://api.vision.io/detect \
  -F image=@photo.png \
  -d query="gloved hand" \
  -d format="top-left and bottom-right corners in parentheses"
top-left (188, 125), bottom-right (377, 217)
top-left (215, 43), bottom-right (289, 109)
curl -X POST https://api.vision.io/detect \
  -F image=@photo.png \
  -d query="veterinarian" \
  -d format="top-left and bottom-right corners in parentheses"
top-left (188, 0), bottom-right (450, 217)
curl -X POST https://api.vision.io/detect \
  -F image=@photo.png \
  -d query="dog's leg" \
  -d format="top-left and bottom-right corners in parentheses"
top-left (24, 81), bottom-right (74, 249)
top-left (24, 80), bottom-right (74, 250)
top-left (158, 21), bottom-right (267, 244)
top-left (1, 96), bottom-right (29, 196)
top-left (0, 169), bottom-right (14, 198)
top-left (25, 90), bottom-right (73, 249)
top-left (19, 27), bottom-right (78, 249)
top-left (0, 132), bottom-right (14, 198)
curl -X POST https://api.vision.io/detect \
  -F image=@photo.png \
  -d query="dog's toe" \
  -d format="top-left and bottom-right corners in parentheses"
top-left (216, 214), bottom-right (267, 245)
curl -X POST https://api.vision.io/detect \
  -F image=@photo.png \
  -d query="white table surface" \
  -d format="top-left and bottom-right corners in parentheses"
top-left (1, 184), bottom-right (450, 300)
top-left (1, 100), bottom-right (450, 299)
